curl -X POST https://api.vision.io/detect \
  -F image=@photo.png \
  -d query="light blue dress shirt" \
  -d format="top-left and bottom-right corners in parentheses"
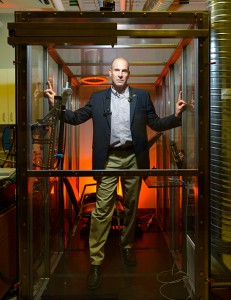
top-left (110, 86), bottom-right (133, 147)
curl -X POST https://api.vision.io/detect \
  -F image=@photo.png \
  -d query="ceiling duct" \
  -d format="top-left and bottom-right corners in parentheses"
top-left (39, 0), bottom-right (51, 4)
top-left (143, 0), bottom-right (174, 11)
top-left (120, 0), bottom-right (126, 11)
top-left (50, 0), bottom-right (65, 10)
top-left (80, 49), bottom-right (108, 85)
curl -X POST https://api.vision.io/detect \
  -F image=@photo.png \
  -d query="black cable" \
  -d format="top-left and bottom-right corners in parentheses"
top-left (0, 271), bottom-right (16, 284)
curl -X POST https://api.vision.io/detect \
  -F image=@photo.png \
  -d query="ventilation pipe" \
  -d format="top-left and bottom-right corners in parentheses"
top-left (143, 0), bottom-right (174, 11)
top-left (120, 0), bottom-right (126, 11)
top-left (208, 0), bottom-right (231, 270)
top-left (81, 49), bottom-right (101, 76)
top-left (50, 0), bottom-right (65, 10)
top-left (80, 49), bottom-right (107, 84)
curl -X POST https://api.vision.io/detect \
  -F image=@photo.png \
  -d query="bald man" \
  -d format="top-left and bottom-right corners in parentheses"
top-left (44, 57), bottom-right (187, 290)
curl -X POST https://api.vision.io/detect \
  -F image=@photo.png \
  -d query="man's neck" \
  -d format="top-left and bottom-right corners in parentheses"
top-left (112, 84), bottom-right (128, 94)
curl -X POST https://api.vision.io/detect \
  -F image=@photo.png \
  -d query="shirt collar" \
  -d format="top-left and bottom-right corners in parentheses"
top-left (111, 86), bottom-right (129, 98)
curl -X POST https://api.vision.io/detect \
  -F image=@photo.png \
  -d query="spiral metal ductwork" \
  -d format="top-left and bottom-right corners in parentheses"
top-left (208, 0), bottom-right (231, 269)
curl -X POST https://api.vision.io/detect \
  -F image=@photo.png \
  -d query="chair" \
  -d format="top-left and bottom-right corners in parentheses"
top-left (63, 179), bottom-right (124, 250)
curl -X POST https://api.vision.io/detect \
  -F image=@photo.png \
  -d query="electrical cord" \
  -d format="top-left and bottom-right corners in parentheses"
top-left (2, 126), bottom-right (9, 154)
top-left (147, 213), bottom-right (156, 228)
top-left (0, 270), bottom-right (16, 284)
top-left (156, 261), bottom-right (192, 300)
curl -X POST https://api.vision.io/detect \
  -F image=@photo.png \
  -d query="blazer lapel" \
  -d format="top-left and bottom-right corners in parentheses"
top-left (129, 87), bottom-right (137, 125)
top-left (103, 88), bottom-right (112, 127)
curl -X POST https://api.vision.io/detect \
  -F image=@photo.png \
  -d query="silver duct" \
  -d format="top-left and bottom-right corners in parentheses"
top-left (50, 0), bottom-right (65, 10)
top-left (81, 49), bottom-right (101, 76)
top-left (208, 0), bottom-right (231, 270)
top-left (80, 49), bottom-right (105, 84)
top-left (143, 0), bottom-right (174, 11)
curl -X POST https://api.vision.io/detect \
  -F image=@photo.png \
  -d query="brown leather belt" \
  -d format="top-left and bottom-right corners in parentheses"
top-left (109, 145), bottom-right (134, 151)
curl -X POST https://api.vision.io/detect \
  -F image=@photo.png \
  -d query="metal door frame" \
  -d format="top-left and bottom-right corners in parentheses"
top-left (8, 11), bottom-right (210, 299)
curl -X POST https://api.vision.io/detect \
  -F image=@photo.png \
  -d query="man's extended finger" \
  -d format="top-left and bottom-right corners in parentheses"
top-left (178, 90), bottom-right (182, 100)
top-left (47, 81), bottom-right (52, 89)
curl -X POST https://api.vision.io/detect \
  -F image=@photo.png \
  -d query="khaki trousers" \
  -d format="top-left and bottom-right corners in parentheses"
top-left (89, 149), bottom-right (142, 265)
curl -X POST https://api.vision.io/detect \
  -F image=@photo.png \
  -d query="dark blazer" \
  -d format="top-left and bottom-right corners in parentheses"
top-left (64, 87), bottom-right (181, 169)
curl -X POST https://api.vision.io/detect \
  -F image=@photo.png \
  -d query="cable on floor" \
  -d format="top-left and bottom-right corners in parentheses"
top-left (156, 261), bottom-right (193, 300)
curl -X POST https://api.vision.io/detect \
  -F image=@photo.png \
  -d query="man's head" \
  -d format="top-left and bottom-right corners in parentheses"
top-left (109, 57), bottom-right (130, 93)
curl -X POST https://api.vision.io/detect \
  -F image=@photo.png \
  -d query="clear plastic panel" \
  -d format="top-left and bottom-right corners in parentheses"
top-left (16, 15), bottom-right (208, 298)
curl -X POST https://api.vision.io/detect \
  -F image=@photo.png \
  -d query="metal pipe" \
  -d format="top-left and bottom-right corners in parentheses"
top-left (143, 0), bottom-right (174, 11)
top-left (120, 0), bottom-right (126, 11)
top-left (50, 0), bottom-right (65, 11)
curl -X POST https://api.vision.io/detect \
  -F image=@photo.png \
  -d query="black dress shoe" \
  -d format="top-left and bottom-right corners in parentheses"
top-left (122, 248), bottom-right (137, 266)
top-left (86, 265), bottom-right (102, 290)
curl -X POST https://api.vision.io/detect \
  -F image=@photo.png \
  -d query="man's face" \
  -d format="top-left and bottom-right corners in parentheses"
top-left (109, 58), bottom-right (130, 91)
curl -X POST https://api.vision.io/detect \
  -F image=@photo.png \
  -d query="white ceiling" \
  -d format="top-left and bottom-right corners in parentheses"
top-left (0, 0), bottom-right (206, 14)
top-left (2, 0), bottom-right (207, 86)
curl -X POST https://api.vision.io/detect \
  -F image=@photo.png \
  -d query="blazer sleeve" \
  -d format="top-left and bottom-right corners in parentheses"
top-left (146, 92), bottom-right (181, 131)
top-left (64, 98), bottom-right (93, 125)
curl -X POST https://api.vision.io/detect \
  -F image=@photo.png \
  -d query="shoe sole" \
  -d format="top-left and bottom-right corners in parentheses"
top-left (87, 277), bottom-right (102, 290)
top-left (123, 259), bottom-right (137, 266)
